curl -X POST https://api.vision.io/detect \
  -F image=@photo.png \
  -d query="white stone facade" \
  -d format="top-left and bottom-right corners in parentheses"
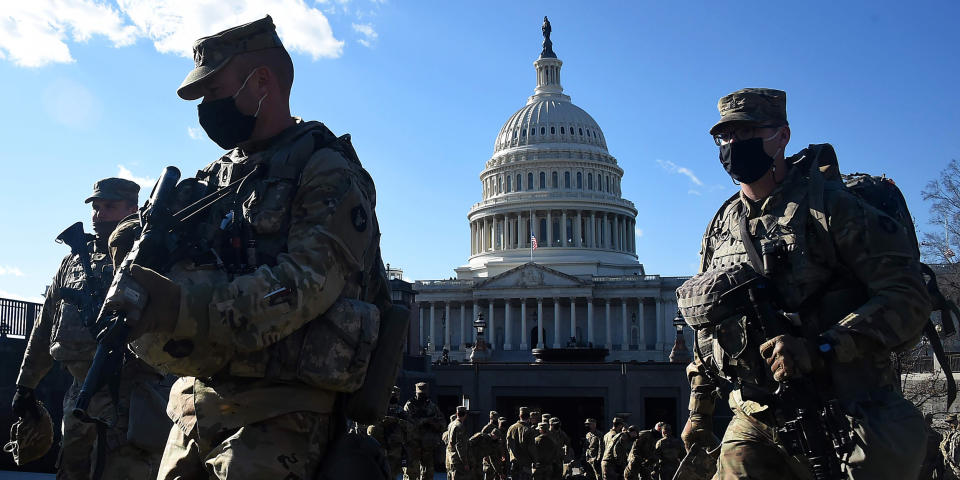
top-left (414, 34), bottom-right (688, 363)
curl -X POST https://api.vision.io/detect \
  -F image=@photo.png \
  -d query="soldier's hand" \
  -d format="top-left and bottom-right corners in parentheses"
top-left (759, 334), bottom-right (821, 381)
top-left (11, 385), bottom-right (39, 419)
top-left (681, 413), bottom-right (715, 452)
top-left (127, 265), bottom-right (180, 339)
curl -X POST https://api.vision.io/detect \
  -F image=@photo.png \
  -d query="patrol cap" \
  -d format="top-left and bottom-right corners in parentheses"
top-left (584, 418), bottom-right (597, 425)
top-left (498, 417), bottom-right (508, 423)
top-left (947, 413), bottom-right (959, 424)
top-left (178, 15), bottom-right (285, 100)
top-left (612, 417), bottom-right (624, 426)
top-left (489, 410), bottom-right (499, 418)
top-left (709, 88), bottom-right (788, 135)
top-left (85, 177), bottom-right (140, 204)
top-left (549, 417), bottom-right (560, 425)
top-left (519, 406), bottom-right (530, 416)
top-left (415, 382), bottom-right (428, 391)
top-left (456, 406), bottom-right (468, 415)
top-left (627, 425), bottom-right (637, 433)
top-left (537, 422), bottom-right (548, 429)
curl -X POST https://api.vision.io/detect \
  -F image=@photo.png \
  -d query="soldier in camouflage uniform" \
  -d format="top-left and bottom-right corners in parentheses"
top-left (12, 178), bottom-right (170, 479)
top-left (654, 424), bottom-right (683, 480)
top-left (405, 382), bottom-right (446, 480)
top-left (602, 425), bottom-right (634, 480)
top-left (481, 410), bottom-right (499, 435)
top-left (484, 417), bottom-right (509, 480)
top-left (368, 386), bottom-right (412, 479)
top-left (446, 406), bottom-right (471, 479)
top-left (549, 417), bottom-right (572, 476)
top-left (680, 88), bottom-right (931, 479)
top-left (583, 418), bottom-right (602, 480)
top-left (105, 16), bottom-right (391, 479)
top-left (507, 407), bottom-right (536, 480)
top-left (532, 422), bottom-right (560, 480)
top-left (623, 427), bottom-right (658, 480)
top-left (470, 428), bottom-right (503, 480)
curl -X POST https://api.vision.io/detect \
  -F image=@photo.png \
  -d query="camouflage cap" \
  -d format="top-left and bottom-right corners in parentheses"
top-left (498, 417), bottom-right (508, 423)
top-left (537, 422), bottom-right (548, 429)
top-left (612, 417), bottom-right (624, 425)
top-left (549, 417), bottom-right (560, 425)
top-left (85, 177), bottom-right (139, 204)
top-left (456, 406), bottom-right (468, 415)
top-left (519, 406), bottom-right (530, 416)
top-left (177, 15), bottom-right (285, 100)
top-left (415, 382), bottom-right (428, 391)
top-left (584, 418), bottom-right (596, 425)
top-left (489, 410), bottom-right (499, 418)
top-left (627, 425), bottom-right (637, 432)
top-left (709, 88), bottom-right (788, 135)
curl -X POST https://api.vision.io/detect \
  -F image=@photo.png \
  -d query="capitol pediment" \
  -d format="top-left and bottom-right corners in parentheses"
top-left (476, 262), bottom-right (586, 289)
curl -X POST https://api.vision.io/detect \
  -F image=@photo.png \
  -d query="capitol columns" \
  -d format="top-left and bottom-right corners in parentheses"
top-left (587, 299), bottom-right (594, 345)
top-left (429, 302), bottom-right (436, 352)
top-left (460, 303), bottom-right (466, 351)
top-left (604, 298), bottom-right (612, 349)
top-left (638, 298), bottom-right (646, 350)
top-left (569, 297), bottom-right (576, 342)
top-left (418, 305), bottom-right (425, 349)
top-left (546, 211), bottom-right (552, 247)
top-left (488, 301), bottom-right (495, 347)
top-left (575, 211), bottom-right (583, 247)
top-left (504, 299), bottom-right (513, 350)
top-left (471, 302), bottom-right (479, 349)
top-left (536, 297), bottom-right (544, 349)
top-left (444, 302), bottom-right (451, 351)
top-left (520, 298), bottom-right (529, 350)
top-left (621, 300), bottom-right (629, 351)
top-left (561, 211), bottom-right (568, 247)
top-left (553, 297), bottom-right (561, 348)
top-left (656, 297), bottom-right (665, 352)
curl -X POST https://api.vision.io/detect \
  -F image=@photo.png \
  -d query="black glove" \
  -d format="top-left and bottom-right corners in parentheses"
top-left (11, 385), bottom-right (39, 419)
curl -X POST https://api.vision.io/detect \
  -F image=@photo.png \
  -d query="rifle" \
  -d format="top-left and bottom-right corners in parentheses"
top-left (738, 276), bottom-right (855, 480)
top-left (72, 166), bottom-right (181, 424)
top-left (55, 222), bottom-right (105, 330)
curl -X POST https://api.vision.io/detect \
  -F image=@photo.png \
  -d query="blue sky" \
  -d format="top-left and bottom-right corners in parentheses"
top-left (0, 1), bottom-right (958, 302)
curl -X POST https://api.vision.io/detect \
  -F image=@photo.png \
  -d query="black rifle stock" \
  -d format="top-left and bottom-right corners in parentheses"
top-left (72, 166), bottom-right (181, 424)
top-left (55, 222), bottom-right (103, 329)
top-left (744, 279), bottom-right (853, 480)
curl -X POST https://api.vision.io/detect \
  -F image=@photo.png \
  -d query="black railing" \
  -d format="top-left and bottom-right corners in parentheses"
top-left (0, 297), bottom-right (42, 339)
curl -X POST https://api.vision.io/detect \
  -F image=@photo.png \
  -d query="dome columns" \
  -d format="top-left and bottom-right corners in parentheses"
top-left (469, 208), bottom-right (637, 257)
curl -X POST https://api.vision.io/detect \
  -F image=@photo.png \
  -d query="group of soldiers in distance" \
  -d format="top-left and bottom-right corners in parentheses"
top-left (364, 382), bottom-right (683, 480)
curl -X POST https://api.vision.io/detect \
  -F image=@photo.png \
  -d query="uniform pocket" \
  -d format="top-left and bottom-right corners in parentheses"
top-left (297, 298), bottom-right (380, 392)
top-left (241, 178), bottom-right (296, 235)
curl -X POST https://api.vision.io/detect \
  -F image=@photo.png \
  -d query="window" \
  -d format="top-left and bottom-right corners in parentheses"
top-left (579, 128), bottom-right (583, 136)
top-left (539, 172), bottom-right (546, 189)
top-left (577, 172), bottom-right (582, 189)
top-left (506, 175), bottom-right (512, 192)
top-left (531, 128), bottom-right (536, 136)
top-left (564, 171), bottom-right (571, 188)
top-left (522, 129), bottom-right (526, 137)
top-left (497, 176), bottom-right (502, 194)
top-left (517, 174), bottom-right (522, 191)
top-left (540, 127), bottom-right (545, 135)
top-left (588, 173), bottom-right (593, 190)
top-left (561, 126), bottom-right (565, 134)
top-left (552, 171), bottom-right (558, 188)
top-left (606, 176), bottom-right (611, 192)
top-left (551, 126), bottom-right (555, 134)
top-left (527, 173), bottom-right (534, 190)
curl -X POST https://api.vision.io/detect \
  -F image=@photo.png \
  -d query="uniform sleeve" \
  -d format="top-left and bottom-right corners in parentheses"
top-left (175, 149), bottom-right (377, 352)
top-left (16, 256), bottom-right (70, 388)
top-left (822, 190), bottom-right (931, 362)
top-left (686, 358), bottom-right (717, 415)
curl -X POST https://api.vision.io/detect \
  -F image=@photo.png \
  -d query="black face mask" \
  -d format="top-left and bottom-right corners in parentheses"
top-left (718, 137), bottom-right (776, 184)
top-left (92, 220), bottom-right (120, 239)
top-left (197, 69), bottom-right (267, 150)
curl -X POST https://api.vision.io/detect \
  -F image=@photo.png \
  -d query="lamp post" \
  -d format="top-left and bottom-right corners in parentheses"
top-left (470, 312), bottom-right (491, 362)
top-left (669, 310), bottom-right (691, 363)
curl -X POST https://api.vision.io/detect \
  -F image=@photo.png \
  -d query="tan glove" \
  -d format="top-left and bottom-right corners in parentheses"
top-left (759, 334), bottom-right (821, 382)
top-left (126, 264), bottom-right (180, 339)
top-left (681, 413), bottom-right (715, 452)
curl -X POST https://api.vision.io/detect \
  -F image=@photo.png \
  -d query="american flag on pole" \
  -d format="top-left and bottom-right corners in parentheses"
top-left (531, 234), bottom-right (538, 250)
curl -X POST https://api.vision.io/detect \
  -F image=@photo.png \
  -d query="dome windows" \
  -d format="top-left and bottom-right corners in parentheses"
top-left (588, 173), bottom-right (593, 190)
top-left (539, 172), bottom-right (546, 189)
top-left (560, 126), bottom-right (565, 134)
top-left (506, 175), bottom-right (512, 193)
top-left (527, 173), bottom-right (534, 190)
top-left (540, 127), bottom-right (545, 135)
top-left (564, 171), bottom-right (571, 189)
top-left (577, 172), bottom-right (582, 189)
top-left (579, 128), bottom-right (584, 136)
top-left (552, 171), bottom-right (558, 188)
top-left (551, 126), bottom-right (555, 135)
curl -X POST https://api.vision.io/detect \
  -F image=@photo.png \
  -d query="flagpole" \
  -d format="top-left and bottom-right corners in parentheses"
top-left (530, 208), bottom-right (534, 262)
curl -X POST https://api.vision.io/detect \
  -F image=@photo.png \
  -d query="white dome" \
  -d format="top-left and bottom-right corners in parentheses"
top-left (494, 98), bottom-right (608, 153)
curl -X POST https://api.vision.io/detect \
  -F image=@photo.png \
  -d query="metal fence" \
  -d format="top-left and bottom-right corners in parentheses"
top-left (0, 297), bottom-right (42, 339)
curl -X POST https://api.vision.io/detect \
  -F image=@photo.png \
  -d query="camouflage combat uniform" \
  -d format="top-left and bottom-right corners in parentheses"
top-left (469, 431), bottom-right (502, 480)
top-left (17, 231), bottom-right (167, 480)
top-left (367, 413), bottom-right (412, 478)
top-left (507, 418), bottom-right (536, 480)
top-left (446, 415), bottom-right (470, 480)
top-left (532, 428), bottom-right (560, 480)
top-left (404, 395), bottom-right (446, 480)
top-left (601, 431), bottom-right (631, 480)
top-left (584, 427), bottom-right (603, 480)
top-left (654, 435), bottom-right (683, 480)
top-left (623, 429), bottom-right (657, 480)
top-left (686, 92), bottom-right (931, 479)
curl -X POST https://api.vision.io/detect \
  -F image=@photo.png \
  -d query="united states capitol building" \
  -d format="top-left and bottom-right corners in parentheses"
top-left (412, 23), bottom-right (688, 365)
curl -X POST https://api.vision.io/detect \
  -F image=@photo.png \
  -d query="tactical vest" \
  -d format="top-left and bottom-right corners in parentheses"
top-left (691, 151), bottom-right (876, 398)
top-left (129, 121), bottom-right (387, 393)
top-left (50, 239), bottom-right (113, 363)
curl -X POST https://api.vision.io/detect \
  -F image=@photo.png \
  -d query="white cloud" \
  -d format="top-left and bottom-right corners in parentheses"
top-left (0, 1), bottom-right (345, 68)
top-left (687, 189), bottom-right (702, 196)
top-left (187, 126), bottom-right (204, 140)
top-left (656, 159), bottom-right (703, 186)
top-left (117, 164), bottom-right (155, 190)
top-left (0, 266), bottom-right (25, 277)
top-left (0, 289), bottom-right (44, 304)
top-left (634, 227), bottom-right (644, 237)
top-left (352, 22), bottom-right (377, 47)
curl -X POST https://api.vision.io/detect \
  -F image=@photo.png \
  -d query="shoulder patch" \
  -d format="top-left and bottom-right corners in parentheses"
top-left (351, 205), bottom-right (368, 232)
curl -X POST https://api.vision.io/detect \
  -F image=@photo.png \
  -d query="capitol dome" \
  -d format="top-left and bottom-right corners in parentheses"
top-left (459, 25), bottom-right (640, 280)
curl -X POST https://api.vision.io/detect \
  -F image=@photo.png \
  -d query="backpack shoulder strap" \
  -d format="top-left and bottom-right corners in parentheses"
top-left (699, 192), bottom-right (739, 273)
